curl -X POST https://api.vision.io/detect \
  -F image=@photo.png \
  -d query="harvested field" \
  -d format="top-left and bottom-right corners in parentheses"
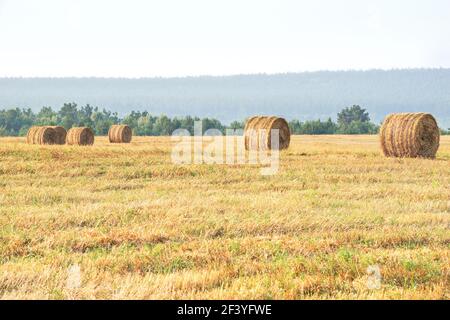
top-left (0, 135), bottom-right (449, 299)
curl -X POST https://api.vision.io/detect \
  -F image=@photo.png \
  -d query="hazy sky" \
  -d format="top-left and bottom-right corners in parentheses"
top-left (0, 0), bottom-right (449, 77)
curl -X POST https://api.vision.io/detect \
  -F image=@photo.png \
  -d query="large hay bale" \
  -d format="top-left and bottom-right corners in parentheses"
top-left (26, 126), bottom-right (57, 145)
top-left (66, 127), bottom-right (95, 146)
top-left (244, 116), bottom-right (291, 151)
top-left (380, 113), bottom-right (440, 158)
top-left (108, 124), bottom-right (132, 143)
top-left (46, 126), bottom-right (67, 145)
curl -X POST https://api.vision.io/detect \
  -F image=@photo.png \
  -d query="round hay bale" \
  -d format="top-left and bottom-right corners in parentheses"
top-left (46, 126), bottom-right (67, 145)
top-left (380, 113), bottom-right (440, 158)
top-left (244, 116), bottom-right (290, 151)
top-left (26, 126), bottom-right (40, 144)
top-left (108, 124), bottom-right (132, 143)
top-left (66, 127), bottom-right (95, 146)
top-left (26, 126), bottom-right (57, 145)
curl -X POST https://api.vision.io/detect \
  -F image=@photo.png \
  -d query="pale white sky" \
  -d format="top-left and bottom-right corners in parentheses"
top-left (0, 0), bottom-right (449, 77)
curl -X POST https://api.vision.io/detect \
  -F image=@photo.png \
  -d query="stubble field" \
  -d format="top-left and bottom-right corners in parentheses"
top-left (0, 135), bottom-right (449, 299)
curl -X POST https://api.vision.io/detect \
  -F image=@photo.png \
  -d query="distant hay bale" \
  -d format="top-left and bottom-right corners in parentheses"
top-left (46, 126), bottom-right (67, 145)
top-left (66, 127), bottom-right (95, 146)
top-left (108, 124), bottom-right (132, 143)
top-left (244, 116), bottom-right (291, 151)
top-left (26, 126), bottom-right (57, 145)
top-left (380, 113), bottom-right (440, 158)
top-left (26, 126), bottom-right (40, 144)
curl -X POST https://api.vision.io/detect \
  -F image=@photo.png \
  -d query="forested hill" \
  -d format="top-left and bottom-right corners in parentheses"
top-left (1, 69), bottom-right (449, 128)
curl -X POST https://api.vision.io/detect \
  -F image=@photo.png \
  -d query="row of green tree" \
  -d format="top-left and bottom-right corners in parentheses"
top-left (289, 105), bottom-right (380, 135)
top-left (0, 103), bottom-right (448, 136)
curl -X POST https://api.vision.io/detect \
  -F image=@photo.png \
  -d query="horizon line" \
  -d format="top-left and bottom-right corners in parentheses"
top-left (0, 67), bottom-right (449, 80)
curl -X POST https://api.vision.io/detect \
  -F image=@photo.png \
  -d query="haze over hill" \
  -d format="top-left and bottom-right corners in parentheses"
top-left (1, 69), bottom-right (449, 128)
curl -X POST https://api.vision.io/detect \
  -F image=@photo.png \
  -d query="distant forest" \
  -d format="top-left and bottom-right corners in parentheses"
top-left (1, 104), bottom-right (448, 137)
top-left (1, 69), bottom-right (450, 129)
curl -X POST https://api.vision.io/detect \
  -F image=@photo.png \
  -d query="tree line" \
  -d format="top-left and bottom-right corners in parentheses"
top-left (2, 70), bottom-right (450, 128)
top-left (0, 103), bottom-right (448, 136)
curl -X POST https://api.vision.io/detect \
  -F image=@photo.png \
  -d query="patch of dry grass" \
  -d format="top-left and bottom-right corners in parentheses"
top-left (0, 135), bottom-right (449, 299)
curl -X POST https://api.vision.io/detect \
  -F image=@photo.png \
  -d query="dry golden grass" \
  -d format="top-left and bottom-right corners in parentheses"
top-left (0, 135), bottom-right (449, 300)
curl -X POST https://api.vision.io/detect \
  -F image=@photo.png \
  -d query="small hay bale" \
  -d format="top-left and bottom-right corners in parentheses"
top-left (66, 127), bottom-right (95, 146)
top-left (244, 116), bottom-right (291, 151)
top-left (46, 126), bottom-right (67, 145)
top-left (380, 113), bottom-right (440, 158)
top-left (108, 124), bottom-right (132, 143)
top-left (26, 126), bottom-right (57, 145)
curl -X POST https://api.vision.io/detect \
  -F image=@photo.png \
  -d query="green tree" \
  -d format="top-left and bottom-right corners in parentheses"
top-left (337, 120), bottom-right (378, 134)
top-left (229, 120), bottom-right (245, 130)
top-left (202, 118), bottom-right (224, 134)
top-left (0, 126), bottom-right (8, 137)
top-left (288, 119), bottom-right (301, 134)
top-left (179, 116), bottom-right (195, 135)
top-left (338, 105), bottom-right (370, 126)
top-left (36, 106), bottom-right (57, 125)
top-left (154, 115), bottom-right (173, 136)
top-left (90, 108), bottom-right (119, 135)
top-left (58, 103), bottom-right (79, 129)
top-left (78, 104), bottom-right (95, 128)
top-left (123, 111), bottom-right (144, 132)
top-left (289, 118), bottom-right (337, 135)
top-left (337, 105), bottom-right (376, 134)
top-left (0, 108), bottom-right (35, 136)
top-left (136, 115), bottom-right (157, 135)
